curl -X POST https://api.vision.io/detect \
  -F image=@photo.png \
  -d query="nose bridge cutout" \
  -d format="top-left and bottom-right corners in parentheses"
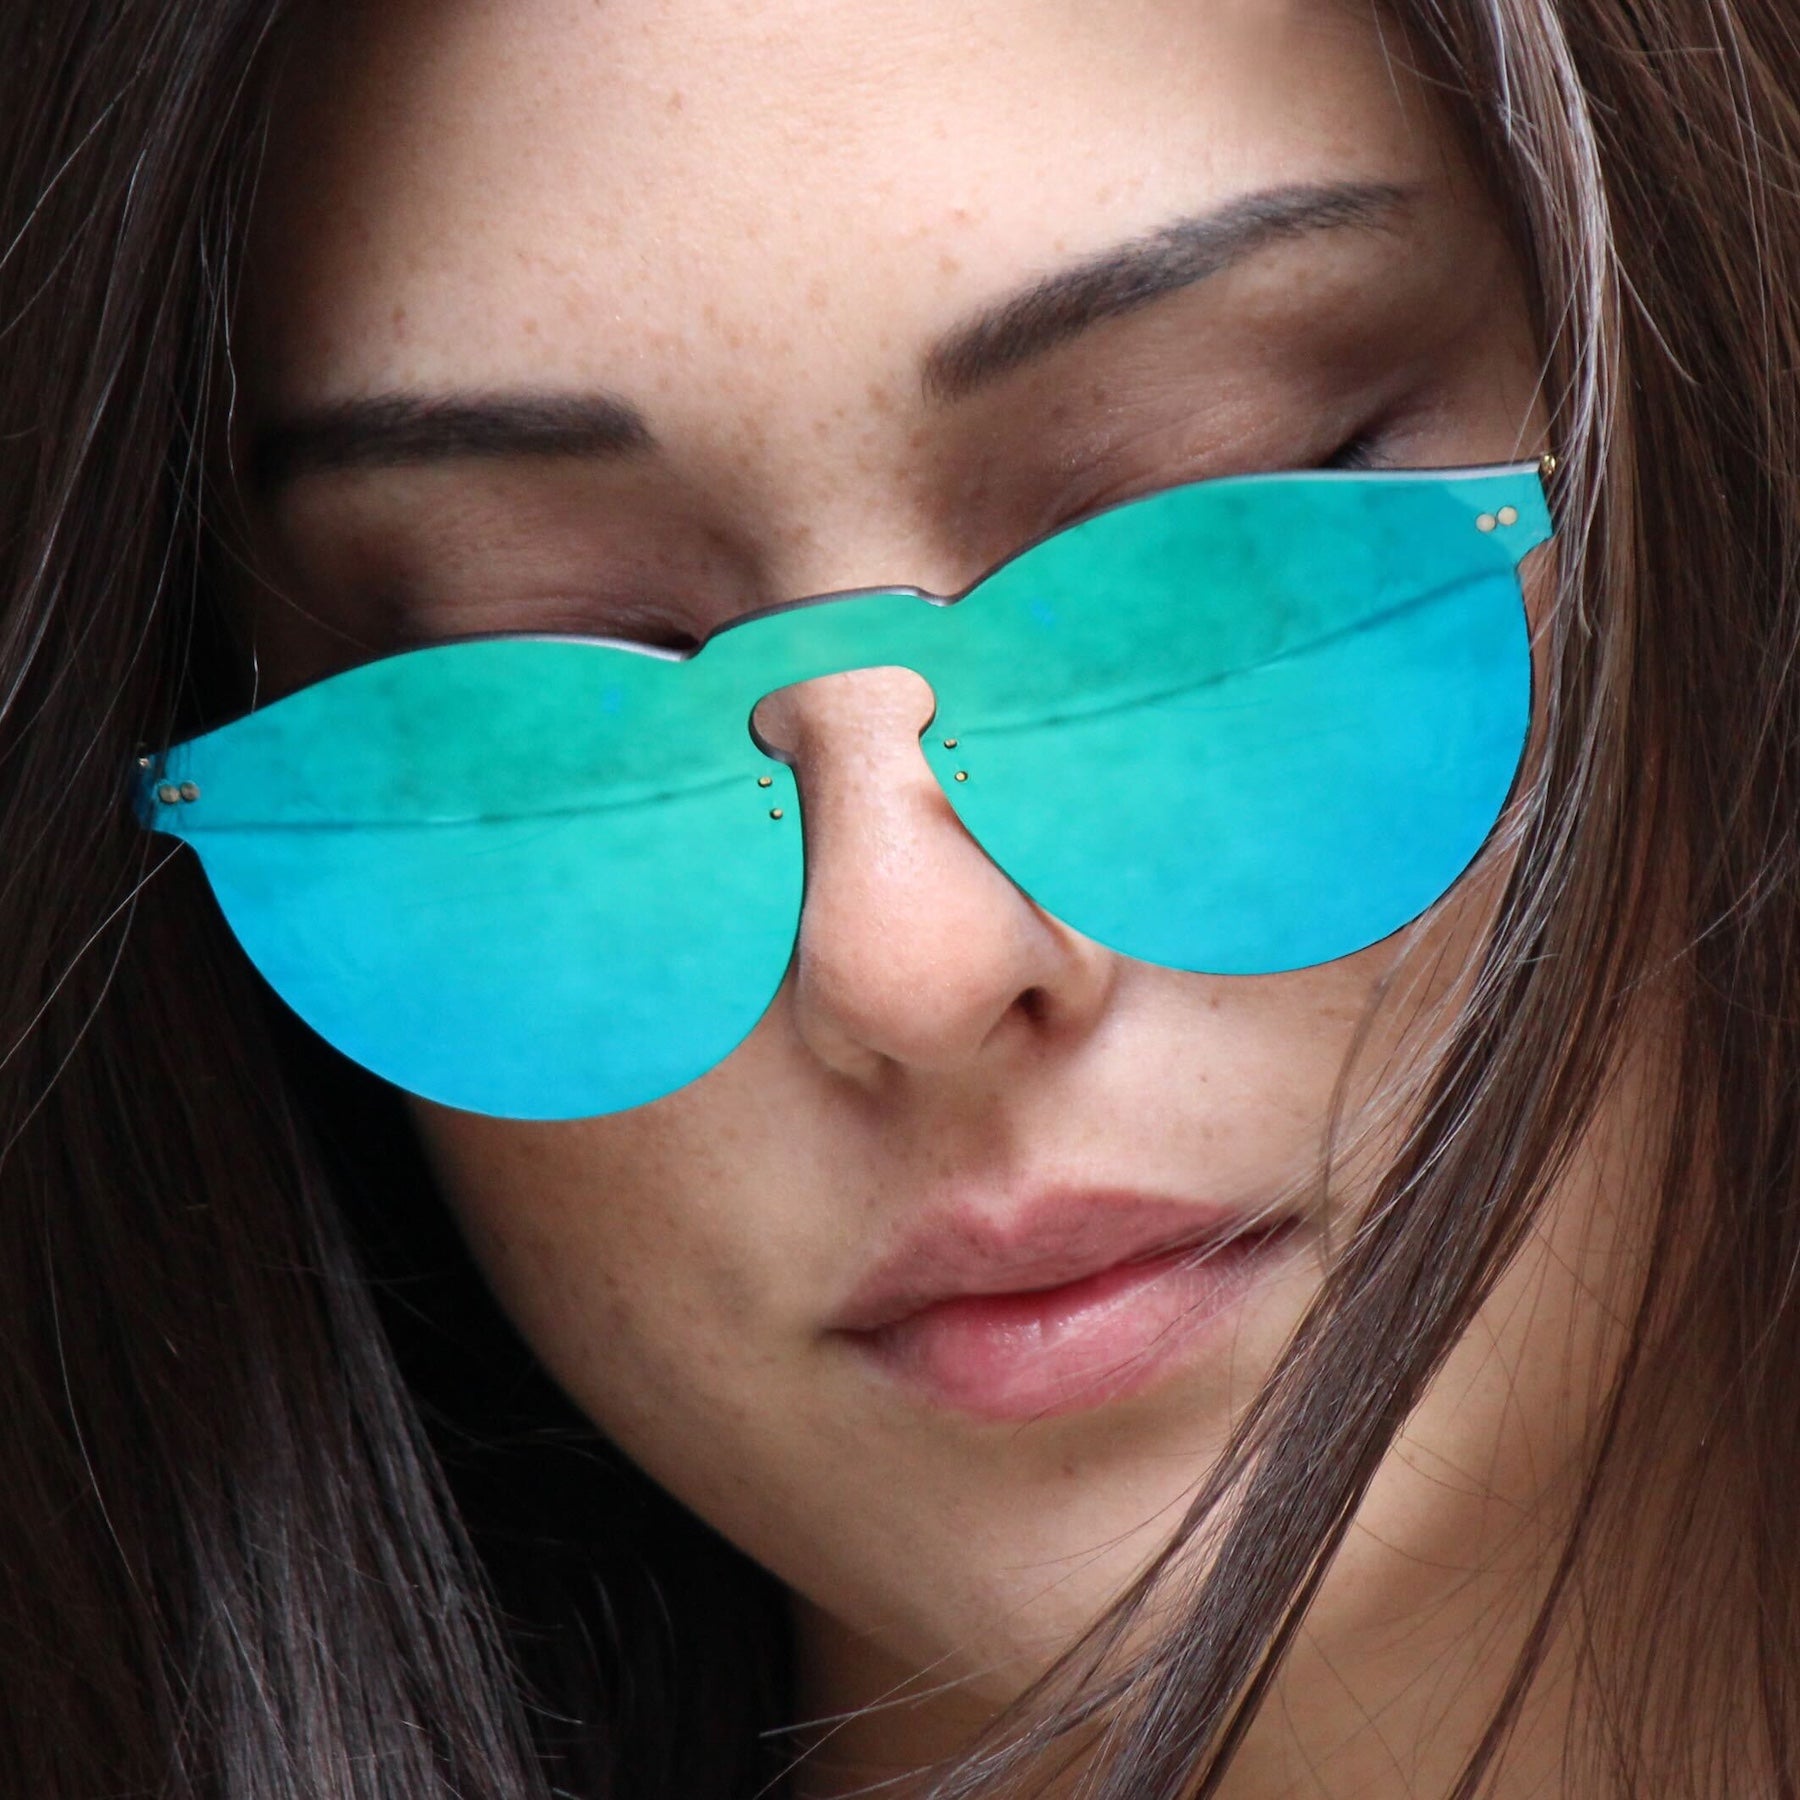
top-left (693, 581), bottom-right (950, 770)
top-left (748, 664), bottom-right (939, 766)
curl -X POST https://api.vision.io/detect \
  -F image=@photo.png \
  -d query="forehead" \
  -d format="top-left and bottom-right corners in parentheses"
top-left (246, 0), bottom-right (1451, 412)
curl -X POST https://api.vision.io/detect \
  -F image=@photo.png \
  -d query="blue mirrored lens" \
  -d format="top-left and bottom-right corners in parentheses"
top-left (154, 638), bottom-right (804, 1119)
top-left (927, 470), bottom-right (1537, 971)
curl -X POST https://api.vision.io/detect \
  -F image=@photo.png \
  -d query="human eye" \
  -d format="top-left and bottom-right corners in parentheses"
top-left (244, 462), bottom-right (753, 688)
top-left (1020, 423), bottom-right (1399, 554)
top-left (1317, 429), bottom-right (1386, 472)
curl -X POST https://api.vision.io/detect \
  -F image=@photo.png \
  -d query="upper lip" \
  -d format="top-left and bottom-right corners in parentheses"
top-left (830, 1189), bottom-right (1288, 1333)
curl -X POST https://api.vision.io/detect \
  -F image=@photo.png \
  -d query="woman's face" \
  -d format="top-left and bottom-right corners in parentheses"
top-left (242, 1), bottom-right (1629, 1789)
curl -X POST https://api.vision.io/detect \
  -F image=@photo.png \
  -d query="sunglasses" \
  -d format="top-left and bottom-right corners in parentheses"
top-left (137, 458), bottom-right (1554, 1120)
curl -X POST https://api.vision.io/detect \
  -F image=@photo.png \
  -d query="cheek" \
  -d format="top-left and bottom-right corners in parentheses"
top-left (414, 1107), bottom-right (757, 1426)
top-left (408, 1082), bottom-right (880, 1522)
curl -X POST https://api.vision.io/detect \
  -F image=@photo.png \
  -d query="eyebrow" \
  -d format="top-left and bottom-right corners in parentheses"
top-left (250, 390), bottom-right (653, 487)
top-left (251, 178), bottom-right (1415, 487)
top-left (921, 179), bottom-right (1416, 401)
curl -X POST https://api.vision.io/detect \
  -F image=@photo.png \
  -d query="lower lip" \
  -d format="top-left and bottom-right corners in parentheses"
top-left (848, 1228), bottom-right (1298, 1421)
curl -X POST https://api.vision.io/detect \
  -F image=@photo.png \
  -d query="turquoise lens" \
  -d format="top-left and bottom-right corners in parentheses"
top-left (141, 464), bottom-right (1550, 1119)
top-left (146, 638), bottom-right (807, 1120)
top-left (920, 470), bottom-right (1539, 972)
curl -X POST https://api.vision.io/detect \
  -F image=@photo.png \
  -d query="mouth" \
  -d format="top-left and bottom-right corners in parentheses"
top-left (830, 1192), bottom-right (1304, 1421)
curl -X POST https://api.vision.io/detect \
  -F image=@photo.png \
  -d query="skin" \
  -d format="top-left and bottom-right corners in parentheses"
top-left (238, 1), bottom-right (1643, 1792)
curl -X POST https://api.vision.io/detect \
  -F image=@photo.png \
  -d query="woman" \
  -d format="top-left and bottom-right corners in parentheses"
top-left (2, 1), bottom-right (1796, 1795)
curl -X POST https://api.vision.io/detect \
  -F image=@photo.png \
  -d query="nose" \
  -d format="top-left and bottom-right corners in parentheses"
top-left (751, 667), bottom-right (1116, 1088)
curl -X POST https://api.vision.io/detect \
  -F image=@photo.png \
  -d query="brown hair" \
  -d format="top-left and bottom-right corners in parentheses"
top-left (1, 3), bottom-right (1796, 1796)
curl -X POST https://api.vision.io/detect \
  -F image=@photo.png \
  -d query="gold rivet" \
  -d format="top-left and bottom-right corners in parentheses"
top-left (156, 783), bottom-right (181, 805)
top-left (1497, 505), bottom-right (1519, 527)
top-left (943, 737), bottom-right (958, 749)
top-left (1476, 513), bottom-right (1498, 533)
top-left (1539, 452), bottom-right (1559, 478)
top-left (757, 775), bottom-right (773, 788)
top-left (769, 807), bottom-right (784, 820)
top-left (953, 770), bottom-right (969, 783)
top-left (178, 781), bottom-right (201, 803)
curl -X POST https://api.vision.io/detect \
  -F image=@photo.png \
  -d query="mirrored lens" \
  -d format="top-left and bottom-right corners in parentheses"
top-left (154, 637), bottom-right (802, 1119)
top-left (925, 471), bottom-right (1540, 970)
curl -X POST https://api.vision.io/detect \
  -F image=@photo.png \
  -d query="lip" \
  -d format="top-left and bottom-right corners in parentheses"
top-left (831, 1191), bottom-right (1300, 1421)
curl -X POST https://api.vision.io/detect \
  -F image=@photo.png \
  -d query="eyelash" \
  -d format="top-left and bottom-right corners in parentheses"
top-left (1321, 430), bottom-right (1385, 472)
top-left (1036, 427), bottom-right (1392, 555)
